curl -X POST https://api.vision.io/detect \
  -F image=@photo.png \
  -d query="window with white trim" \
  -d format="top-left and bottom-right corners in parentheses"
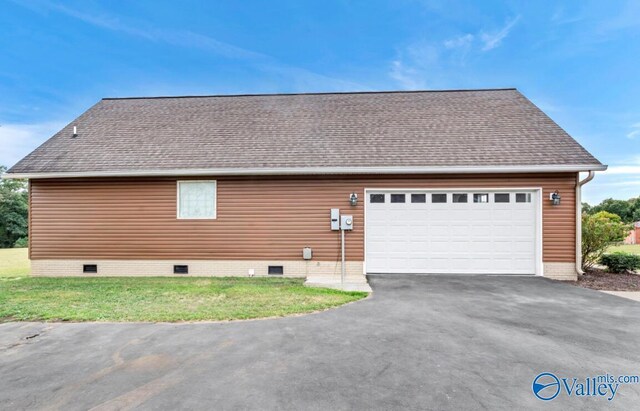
top-left (177, 181), bottom-right (217, 219)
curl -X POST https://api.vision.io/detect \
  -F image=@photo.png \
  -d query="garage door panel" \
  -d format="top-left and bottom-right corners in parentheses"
top-left (510, 241), bottom-right (535, 253)
top-left (429, 209), bottom-right (456, 219)
top-left (427, 242), bottom-right (455, 252)
top-left (468, 226), bottom-right (492, 236)
top-left (490, 259), bottom-right (515, 271)
top-left (467, 242), bottom-right (494, 252)
top-left (450, 226), bottom-right (467, 236)
top-left (468, 209), bottom-right (493, 219)
top-left (366, 190), bottom-right (537, 275)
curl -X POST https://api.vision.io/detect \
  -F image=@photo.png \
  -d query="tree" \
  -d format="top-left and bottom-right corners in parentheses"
top-left (581, 211), bottom-right (629, 269)
top-left (0, 166), bottom-right (28, 248)
top-left (630, 197), bottom-right (640, 222)
top-left (587, 196), bottom-right (640, 223)
top-left (590, 198), bottom-right (632, 222)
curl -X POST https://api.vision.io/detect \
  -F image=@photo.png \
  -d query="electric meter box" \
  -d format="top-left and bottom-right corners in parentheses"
top-left (330, 208), bottom-right (340, 231)
top-left (341, 215), bottom-right (354, 230)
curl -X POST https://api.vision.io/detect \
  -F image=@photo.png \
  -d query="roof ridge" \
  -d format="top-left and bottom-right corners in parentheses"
top-left (101, 88), bottom-right (518, 100)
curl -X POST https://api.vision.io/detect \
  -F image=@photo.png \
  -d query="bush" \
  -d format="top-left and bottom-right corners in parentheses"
top-left (13, 237), bottom-right (28, 248)
top-left (582, 211), bottom-right (630, 269)
top-left (599, 252), bottom-right (640, 273)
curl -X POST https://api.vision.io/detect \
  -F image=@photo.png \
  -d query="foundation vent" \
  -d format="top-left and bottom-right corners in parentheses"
top-left (83, 264), bottom-right (97, 274)
top-left (173, 265), bottom-right (189, 274)
top-left (268, 265), bottom-right (284, 275)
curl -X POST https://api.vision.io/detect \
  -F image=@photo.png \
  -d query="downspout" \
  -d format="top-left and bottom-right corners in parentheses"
top-left (576, 171), bottom-right (596, 275)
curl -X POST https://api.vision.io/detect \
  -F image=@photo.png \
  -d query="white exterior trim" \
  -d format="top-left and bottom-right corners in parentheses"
top-left (2, 164), bottom-right (607, 179)
top-left (176, 180), bottom-right (217, 220)
top-left (363, 187), bottom-right (544, 276)
top-left (576, 171), bottom-right (596, 275)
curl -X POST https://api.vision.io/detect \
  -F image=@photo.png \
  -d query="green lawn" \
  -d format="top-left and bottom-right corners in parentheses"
top-left (0, 275), bottom-right (366, 322)
top-left (607, 244), bottom-right (640, 255)
top-left (0, 248), bottom-right (29, 277)
top-left (0, 248), bottom-right (366, 322)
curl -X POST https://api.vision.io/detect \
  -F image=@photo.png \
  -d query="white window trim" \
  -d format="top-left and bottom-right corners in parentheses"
top-left (176, 180), bottom-right (217, 220)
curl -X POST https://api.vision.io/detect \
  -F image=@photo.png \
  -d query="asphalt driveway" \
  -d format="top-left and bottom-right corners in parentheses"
top-left (1, 275), bottom-right (639, 410)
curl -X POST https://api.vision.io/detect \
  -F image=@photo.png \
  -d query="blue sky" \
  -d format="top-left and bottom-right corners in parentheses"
top-left (1, 0), bottom-right (639, 204)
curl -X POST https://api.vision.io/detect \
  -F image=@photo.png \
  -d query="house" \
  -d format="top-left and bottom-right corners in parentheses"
top-left (624, 222), bottom-right (640, 245)
top-left (3, 89), bottom-right (606, 289)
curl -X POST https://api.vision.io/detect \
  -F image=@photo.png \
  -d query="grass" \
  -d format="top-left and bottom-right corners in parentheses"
top-left (0, 248), bottom-right (366, 322)
top-left (0, 248), bottom-right (29, 277)
top-left (0, 276), bottom-right (367, 322)
top-left (607, 244), bottom-right (640, 255)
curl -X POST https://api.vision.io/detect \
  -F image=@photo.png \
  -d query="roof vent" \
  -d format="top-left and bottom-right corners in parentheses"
top-left (72, 126), bottom-right (77, 138)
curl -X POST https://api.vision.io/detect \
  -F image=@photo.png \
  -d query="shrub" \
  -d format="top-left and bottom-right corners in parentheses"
top-left (599, 252), bottom-right (640, 273)
top-left (13, 237), bottom-right (28, 248)
top-left (581, 211), bottom-right (629, 269)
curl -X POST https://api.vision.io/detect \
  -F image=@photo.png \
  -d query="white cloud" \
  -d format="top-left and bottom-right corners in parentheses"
top-left (15, 1), bottom-right (364, 92)
top-left (602, 155), bottom-right (640, 177)
top-left (605, 165), bottom-right (640, 174)
top-left (601, 155), bottom-right (640, 175)
top-left (46, 2), bottom-right (266, 61)
top-left (606, 179), bottom-right (640, 186)
top-left (0, 122), bottom-right (66, 168)
top-left (582, 155), bottom-right (640, 203)
top-left (582, 177), bottom-right (639, 204)
top-left (627, 123), bottom-right (640, 139)
top-left (443, 34), bottom-right (474, 49)
top-left (480, 15), bottom-right (521, 51)
top-left (388, 41), bottom-right (443, 90)
top-left (551, 7), bottom-right (584, 25)
top-left (598, 0), bottom-right (640, 33)
top-left (388, 15), bottom-right (523, 87)
top-left (389, 60), bottom-right (427, 90)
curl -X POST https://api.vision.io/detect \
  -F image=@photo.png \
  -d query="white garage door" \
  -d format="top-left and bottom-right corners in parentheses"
top-left (365, 190), bottom-right (538, 274)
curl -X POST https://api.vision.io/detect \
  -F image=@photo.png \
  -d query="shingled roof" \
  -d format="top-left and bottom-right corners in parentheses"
top-left (6, 89), bottom-right (605, 177)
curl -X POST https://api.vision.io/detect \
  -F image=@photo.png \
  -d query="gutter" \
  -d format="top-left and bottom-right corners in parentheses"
top-left (576, 170), bottom-right (596, 275)
top-left (1, 164), bottom-right (608, 180)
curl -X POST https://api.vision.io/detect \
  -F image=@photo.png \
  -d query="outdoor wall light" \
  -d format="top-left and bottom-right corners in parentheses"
top-left (550, 190), bottom-right (561, 206)
top-left (349, 192), bottom-right (358, 206)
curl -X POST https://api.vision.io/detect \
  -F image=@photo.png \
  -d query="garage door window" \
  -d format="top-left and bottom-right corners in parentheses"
top-left (452, 193), bottom-right (468, 203)
top-left (432, 194), bottom-right (447, 203)
top-left (494, 193), bottom-right (510, 203)
top-left (411, 194), bottom-right (426, 203)
top-left (390, 194), bottom-right (406, 203)
top-left (370, 194), bottom-right (385, 203)
top-left (516, 193), bottom-right (532, 203)
top-left (473, 194), bottom-right (489, 203)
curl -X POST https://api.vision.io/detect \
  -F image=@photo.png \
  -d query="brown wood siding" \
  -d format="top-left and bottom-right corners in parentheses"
top-left (29, 173), bottom-right (577, 262)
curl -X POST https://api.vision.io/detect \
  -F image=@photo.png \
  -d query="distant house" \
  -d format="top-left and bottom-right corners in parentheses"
top-left (3, 89), bottom-right (606, 287)
top-left (624, 222), bottom-right (640, 245)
